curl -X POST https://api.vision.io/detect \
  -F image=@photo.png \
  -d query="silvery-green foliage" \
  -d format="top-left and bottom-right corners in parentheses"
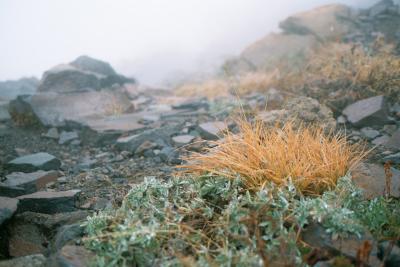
top-left (83, 174), bottom-right (397, 267)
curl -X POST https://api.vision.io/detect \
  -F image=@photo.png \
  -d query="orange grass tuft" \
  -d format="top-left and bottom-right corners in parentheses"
top-left (180, 119), bottom-right (368, 195)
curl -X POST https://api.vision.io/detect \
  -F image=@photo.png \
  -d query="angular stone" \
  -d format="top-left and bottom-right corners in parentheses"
top-left (302, 223), bottom-right (380, 267)
top-left (1, 171), bottom-right (60, 197)
top-left (54, 224), bottom-right (84, 251)
top-left (115, 125), bottom-right (178, 152)
top-left (342, 96), bottom-right (390, 127)
top-left (0, 254), bottom-right (46, 267)
top-left (352, 163), bottom-right (400, 198)
top-left (43, 127), bottom-right (59, 139)
top-left (172, 98), bottom-right (208, 110)
top-left (172, 135), bottom-right (195, 146)
top-left (134, 141), bottom-right (158, 156)
top-left (372, 135), bottom-right (390, 146)
top-left (385, 129), bottom-right (400, 150)
top-left (57, 245), bottom-right (94, 267)
top-left (360, 127), bottom-right (380, 140)
top-left (17, 190), bottom-right (80, 214)
top-left (8, 211), bottom-right (87, 257)
top-left (58, 131), bottom-right (79, 145)
top-left (6, 153), bottom-right (61, 173)
top-left (159, 146), bottom-right (180, 164)
top-left (197, 121), bottom-right (227, 140)
top-left (0, 197), bottom-right (18, 225)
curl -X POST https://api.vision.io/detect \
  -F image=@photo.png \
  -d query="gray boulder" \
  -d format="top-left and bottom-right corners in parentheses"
top-left (9, 90), bottom-right (133, 127)
top-left (8, 95), bottom-right (42, 126)
top-left (342, 95), bottom-right (390, 127)
top-left (6, 153), bottom-right (61, 173)
top-left (0, 196), bottom-right (18, 225)
top-left (38, 56), bottom-right (134, 93)
top-left (70, 55), bottom-right (117, 76)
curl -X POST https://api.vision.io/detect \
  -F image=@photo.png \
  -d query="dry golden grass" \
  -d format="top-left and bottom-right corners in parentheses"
top-left (236, 71), bottom-right (280, 95)
top-left (181, 119), bottom-right (368, 195)
top-left (300, 42), bottom-right (400, 98)
top-left (174, 79), bottom-right (231, 100)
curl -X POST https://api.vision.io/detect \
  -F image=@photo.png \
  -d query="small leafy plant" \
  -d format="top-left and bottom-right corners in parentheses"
top-left (83, 174), bottom-right (400, 267)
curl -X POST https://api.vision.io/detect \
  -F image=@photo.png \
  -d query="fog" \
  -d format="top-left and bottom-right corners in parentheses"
top-left (0, 0), bottom-right (377, 86)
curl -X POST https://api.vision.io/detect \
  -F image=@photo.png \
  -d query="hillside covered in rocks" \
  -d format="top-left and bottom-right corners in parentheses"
top-left (0, 0), bottom-right (400, 266)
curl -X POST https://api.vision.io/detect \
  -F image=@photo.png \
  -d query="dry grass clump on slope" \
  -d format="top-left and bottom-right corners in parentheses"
top-left (181, 118), bottom-right (368, 195)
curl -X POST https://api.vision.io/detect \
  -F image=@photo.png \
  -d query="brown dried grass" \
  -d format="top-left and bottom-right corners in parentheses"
top-left (181, 118), bottom-right (368, 195)
top-left (174, 79), bottom-right (231, 100)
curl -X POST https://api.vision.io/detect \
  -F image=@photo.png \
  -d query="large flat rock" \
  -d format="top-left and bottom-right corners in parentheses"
top-left (17, 190), bottom-right (80, 214)
top-left (342, 95), bottom-right (390, 127)
top-left (6, 153), bottom-right (61, 173)
top-left (0, 171), bottom-right (60, 197)
top-left (115, 125), bottom-right (179, 152)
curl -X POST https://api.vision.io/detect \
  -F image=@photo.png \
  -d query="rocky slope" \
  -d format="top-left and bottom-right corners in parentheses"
top-left (0, 1), bottom-right (399, 266)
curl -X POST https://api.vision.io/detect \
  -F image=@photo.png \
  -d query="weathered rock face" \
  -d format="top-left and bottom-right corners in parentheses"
top-left (240, 33), bottom-right (317, 70)
top-left (279, 4), bottom-right (358, 41)
top-left (38, 56), bottom-right (134, 93)
top-left (38, 64), bottom-right (102, 93)
top-left (9, 89), bottom-right (134, 127)
top-left (70, 55), bottom-right (117, 76)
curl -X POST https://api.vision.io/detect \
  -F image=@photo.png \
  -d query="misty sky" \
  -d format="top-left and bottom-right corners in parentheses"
top-left (0, 0), bottom-right (377, 86)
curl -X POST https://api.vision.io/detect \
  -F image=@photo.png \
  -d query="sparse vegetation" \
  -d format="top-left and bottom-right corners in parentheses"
top-left (174, 40), bottom-right (400, 103)
top-left (181, 119), bottom-right (367, 195)
top-left (175, 79), bottom-right (231, 100)
top-left (83, 174), bottom-right (400, 266)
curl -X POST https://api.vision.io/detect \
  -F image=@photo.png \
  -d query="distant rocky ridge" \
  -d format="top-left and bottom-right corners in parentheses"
top-left (223, 0), bottom-right (400, 75)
